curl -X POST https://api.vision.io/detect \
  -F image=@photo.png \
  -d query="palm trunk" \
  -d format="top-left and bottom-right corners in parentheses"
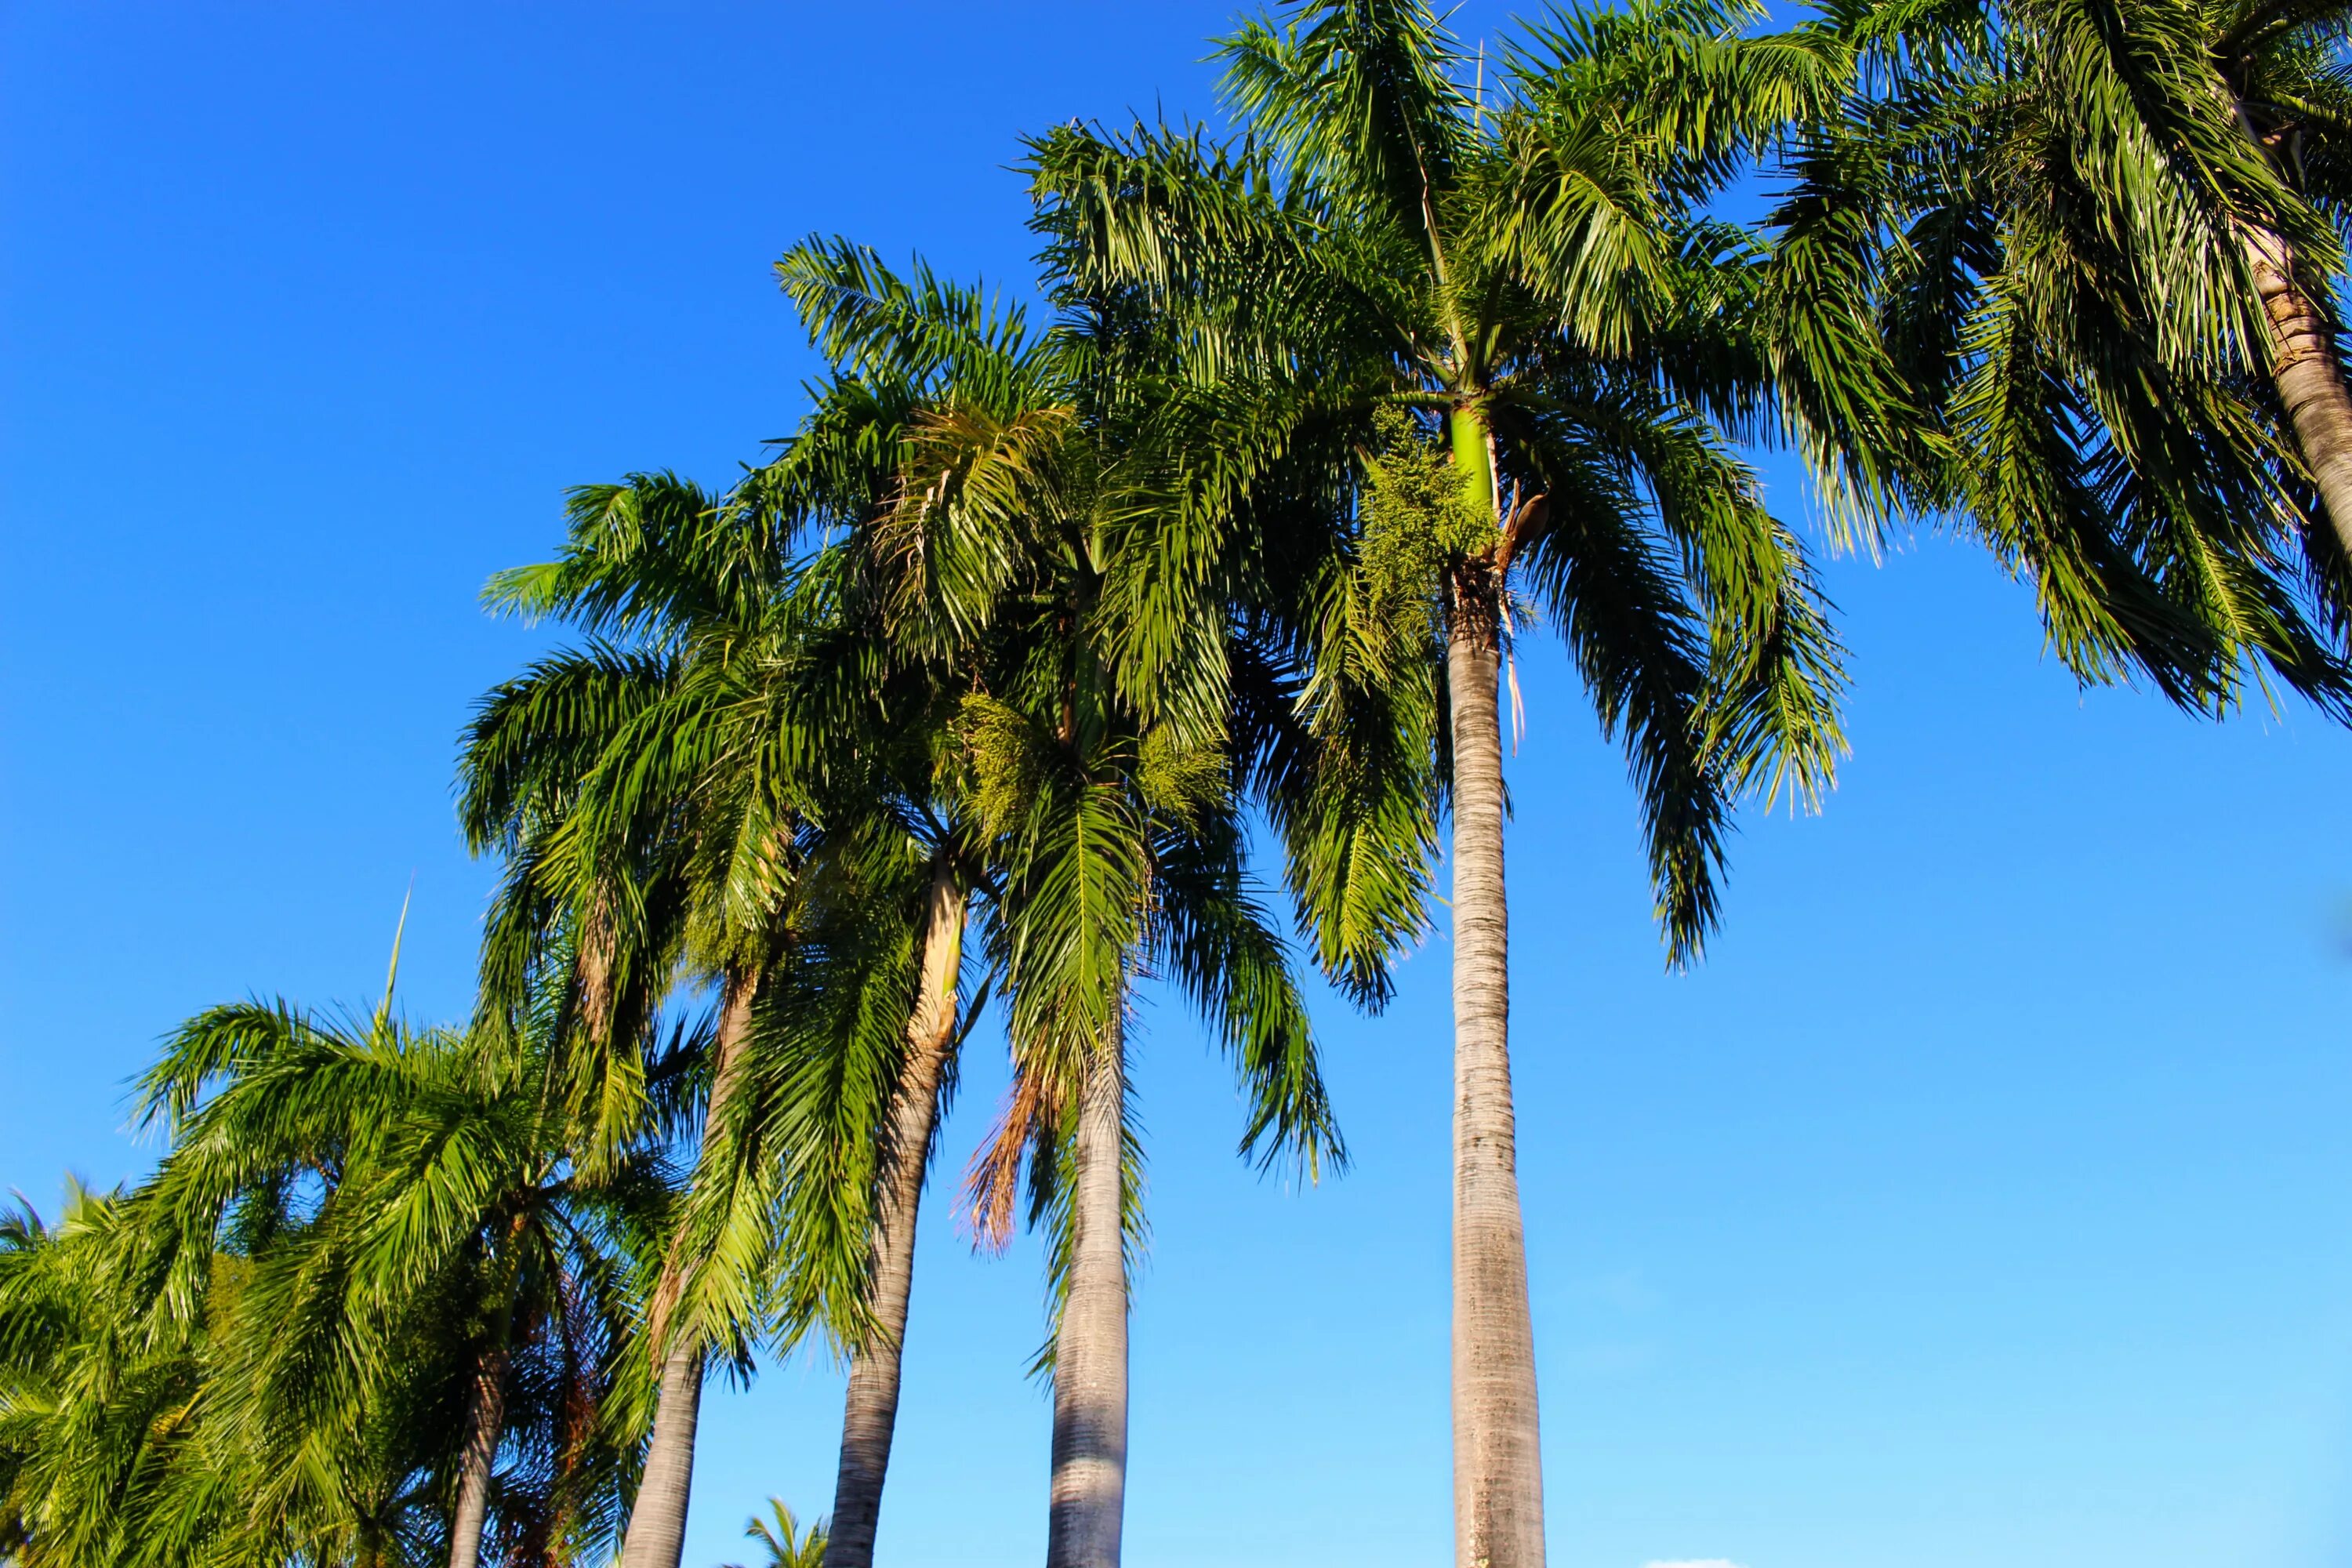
top-left (1044, 1004), bottom-right (1128, 1568)
top-left (448, 1341), bottom-right (509, 1568)
top-left (2246, 226), bottom-right (2352, 560)
top-left (619, 968), bottom-right (760, 1568)
top-left (1446, 408), bottom-right (1545, 1568)
top-left (821, 862), bottom-right (967, 1568)
top-left (447, 1249), bottom-right (523, 1568)
top-left (622, 1334), bottom-right (706, 1568)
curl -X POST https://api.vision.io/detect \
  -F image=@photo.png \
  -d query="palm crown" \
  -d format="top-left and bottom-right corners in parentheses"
top-left (1781, 0), bottom-right (2352, 713)
top-left (1028, 0), bottom-right (1852, 953)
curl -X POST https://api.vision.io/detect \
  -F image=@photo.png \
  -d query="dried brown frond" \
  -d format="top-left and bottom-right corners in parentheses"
top-left (960, 1068), bottom-right (1053, 1254)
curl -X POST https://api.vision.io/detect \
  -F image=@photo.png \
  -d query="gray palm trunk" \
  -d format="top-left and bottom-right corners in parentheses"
top-left (448, 1214), bottom-right (529, 1568)
top-left (619, 967), bottom-right (760, 1568)
top-left (2244, 226), bottom-right (2352, 561)
top-left (821, 862), bottom-right (967, 1568)
top-left (1440, 408), bottom-right (1547, 1568)
top-left (624, 1337), bottom-right (707, 1568)
top-left (1044, 1004), bottom-right (1129, 1568)
top-left (445, 1339), bottom-right (509, 1568)
top-left (1444, 603), bottom-right (1546, 1568)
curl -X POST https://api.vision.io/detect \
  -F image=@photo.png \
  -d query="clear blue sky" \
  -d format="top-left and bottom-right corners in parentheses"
top-left (5, 5), bottom-right (2350, 1567)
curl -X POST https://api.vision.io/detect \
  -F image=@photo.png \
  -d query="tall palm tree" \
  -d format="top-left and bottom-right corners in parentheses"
top-left (466, 477), bottom-right (967, 1568)
top-left (739, 335), bottom-right (997, 1568)
top-left (2213, 0), bottom-right (2352, 546)
top-left (804, 848), bottom-right (971, 1568)
top-left (776, 804), bottom-right (969, 1568)
top-left (771, 234), bottom-right (1349, 1568)
top-left (466, 474), bottom-right (802, 1568)
top-left (1024, 4), bottom-right (1864, 1561)
top-left (1987, 0), bottom-right (2352, 554)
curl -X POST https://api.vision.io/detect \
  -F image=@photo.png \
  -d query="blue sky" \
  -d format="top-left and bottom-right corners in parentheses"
top-left (5, 5), bottom-right (2350, 1566)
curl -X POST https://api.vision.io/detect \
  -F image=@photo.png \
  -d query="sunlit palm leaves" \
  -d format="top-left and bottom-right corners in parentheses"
top-left (140, 989), bottom-right (655, 1568)
top-left (758, 234), bottom-right (1352, 1406)
top-left (1787, 0), bottom-right (2352, 710)
top-left (1027, 0), bottom-right (1855, 961)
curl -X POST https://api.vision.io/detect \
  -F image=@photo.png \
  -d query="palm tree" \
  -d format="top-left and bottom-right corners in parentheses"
top-left (2034, 0), bottom-right (2352, 554)
top-left (0, 1007), bottom-right (643, 1568)
top-left (735, 332), bottom-right (997, 1568)
top-left (467, 477), bottom-right (972, 1568)
top-left (132, 953), bottom-right (658, 1568)
top-left (1786, 0), bottom-right (2352, 695)
top-left (770, 235), bottom-right (1349, 1568)
top-left (1024, 4), bottom-right (1864, 1561)
top-left (804, 848), bottom-right (970, 1568)
top-left (723, 1497), bottom-right (827, 1568)
top-left (0, 1181), bottom-right (227, 1568)
top-left (466, 475), bottom-right (800, 1568)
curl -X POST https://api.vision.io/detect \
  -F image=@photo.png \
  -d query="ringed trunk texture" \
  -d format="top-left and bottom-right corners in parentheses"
top-left (1044, 1007), bottom-right (1129, 1568)
top-left (622, 1338), bottom-right (707, 1568)
top-left (1446, 618), bottom-right (1545, 1568)
top-left (1446, 408), bottom-right (1545, 1568)
top-left (445, 1340), bottom-right (509, 1568)
top-left (619, 969), bottom-right (760, 1568)
top-left (2248, 226), bottom-right (2352, 561)
top-left (821, 865), bottom-right (968, 1568)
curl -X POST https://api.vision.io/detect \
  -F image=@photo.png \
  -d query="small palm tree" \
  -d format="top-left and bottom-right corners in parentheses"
top-left (0, 1181), bottom-right (229, 1568)
top-left (1, 1012), bottom-right (641, 1568)
top-left (133, 946), bottom-right (657, 1568)
top-left (723, 1497), bottom-right (827, 1568)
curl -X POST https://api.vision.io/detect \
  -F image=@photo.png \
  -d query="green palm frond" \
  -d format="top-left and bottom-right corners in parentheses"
top-left (1221, 0), bottom-right (1474, 241)
top-left (725, 1496), bottom-right (828, 1568)
top-left (1802, 0), bottom-right (2352, 706)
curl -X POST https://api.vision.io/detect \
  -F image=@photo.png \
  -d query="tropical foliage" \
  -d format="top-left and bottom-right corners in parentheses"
top-left (10, 2), bottom-right (2351, 1566)
top-left (1778, 0), bottom-right (2352, 707)
top-left (722, 1498), bottom-right (826, 1568)
top-left (3, 952), bottom-right (658, 1568)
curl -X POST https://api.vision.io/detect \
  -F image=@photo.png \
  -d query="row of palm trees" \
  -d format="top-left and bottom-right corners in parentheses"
top-left (9, 0), bottom-right (2352, 1564)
